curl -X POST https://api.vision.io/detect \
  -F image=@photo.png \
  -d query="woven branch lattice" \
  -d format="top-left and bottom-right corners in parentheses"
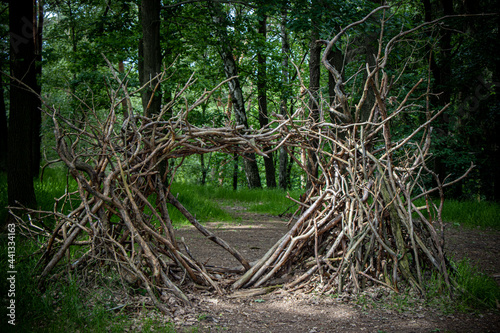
top-left (11, 7), bottom-right (472, 313)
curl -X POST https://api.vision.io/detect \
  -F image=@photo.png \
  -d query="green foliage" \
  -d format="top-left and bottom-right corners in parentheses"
top-left (424, 258), bottom-right (500, 312)
top-left (423, 258), bottom-right (500, 312)
top-left (411, 197), bottom-right (500, 230)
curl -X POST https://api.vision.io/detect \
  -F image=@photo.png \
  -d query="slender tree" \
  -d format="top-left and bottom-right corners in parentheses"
top-left (140, 0), bottom-right (162, 117)
top-left (306, 26), bottom-right (321, 190)
top-left (257, 15), bottom-right (276, 188)
top-left (209, 2), bottom-right (262, 188)
top-left (278, 9), bottom-right (289, 189)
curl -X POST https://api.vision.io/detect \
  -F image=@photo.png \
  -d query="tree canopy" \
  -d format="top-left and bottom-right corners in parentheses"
top-left (2, 0), bottom-right (499, 209)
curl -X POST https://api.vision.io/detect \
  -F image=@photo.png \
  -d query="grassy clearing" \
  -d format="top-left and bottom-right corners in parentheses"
top-left (170, 182), bottom-right (302, 217)
top-left (441, 199), bottom-right (500, 229)
top-left (355, 259), bottom-right (500, 315)
top-left (412, 197), bottom-right (500, 230)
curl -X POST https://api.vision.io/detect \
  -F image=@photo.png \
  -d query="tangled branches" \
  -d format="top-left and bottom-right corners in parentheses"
top-left (10, 6), bottom-right (473, 312)
top-left (234, 6), bottom-right (474, 295)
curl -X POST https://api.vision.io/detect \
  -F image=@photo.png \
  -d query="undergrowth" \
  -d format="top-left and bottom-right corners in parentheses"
top-left (356, 259), bottom-right (500, 315)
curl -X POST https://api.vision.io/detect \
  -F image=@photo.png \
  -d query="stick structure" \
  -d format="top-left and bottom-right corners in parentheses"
top-left (11, 8), bottom-right (472, 309)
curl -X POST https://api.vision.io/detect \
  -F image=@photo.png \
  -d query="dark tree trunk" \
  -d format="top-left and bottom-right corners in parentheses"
top-left (200, 154), bottom-right (207, 185)
top-left (423, 0), bottom-right (457, 194)
top-left (7, 0), bottom-right (39, 208)
top-left (257, 16), bottom-right (276, 188)
top-left (210, 3), bottom-right (261, 189)
top-left (233, 153), bottom-right (238, 191)
top-left (327, 47), bottom-right (343, 108)
top-left (306, 30), bottom-right (321, 190)
top-left (140, 0), bottom-right (162, 117)
top-left (119, 60), bottom-right (129, 118)
top-left (278, 9), bottom-right (290, 189)
top-left (359, 33), bottom-right (377, 122)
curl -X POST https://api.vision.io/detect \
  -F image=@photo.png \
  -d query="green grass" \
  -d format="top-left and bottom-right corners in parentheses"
top-left (451, 258), bottom-right (500, 310)
top-left (441, 199), bottom-right (500, 229)
top-left (0, 168), bottom-right (79, 225)
top-left (0, 240), bottom-right (136, 332)
top-left (170, 182), bottom-right (302, 217)
top-left (422, 258), bottom-right (500, 312)
top-left (411, 197), bottom-right (500, 230)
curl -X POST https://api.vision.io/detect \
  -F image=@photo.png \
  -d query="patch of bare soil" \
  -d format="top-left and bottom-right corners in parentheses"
top-left (169, 204), bottom-right (500, 333)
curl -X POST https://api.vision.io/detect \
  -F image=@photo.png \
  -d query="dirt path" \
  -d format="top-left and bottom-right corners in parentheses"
top-left (171, 203), bottom-right (500, 333)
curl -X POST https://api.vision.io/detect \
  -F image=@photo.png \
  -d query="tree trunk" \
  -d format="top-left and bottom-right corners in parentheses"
top-left (327, 47), bottom-right (343, 108)
top-left (278, 9), bottom-right (290, 189)
top-left (492, 0), bottom-right (500, 201)
top-left (257, 15), bottom-right (276, 188)
top-left (423, 0), bottom-right (456, 194)
top-left (359, 32), bottom-right (377, 123)
top-left (200, 154), bottom-right (207, 185)
top-left (210, 3), bottom-right (261, 189)
top-left (233, 153), bottom-right (238, 191)
top-left (7, 0), bottom-right (39, 208)
top-left (492, 0), bottom-right (500, 202)
top-left (306, 29), bottom-right (321, 190)
top-left (140, 0), bottom-right (162, 117)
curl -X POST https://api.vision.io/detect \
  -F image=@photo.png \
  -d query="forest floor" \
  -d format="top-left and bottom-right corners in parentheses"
top-left (141, 201), bottom-right (500, 333)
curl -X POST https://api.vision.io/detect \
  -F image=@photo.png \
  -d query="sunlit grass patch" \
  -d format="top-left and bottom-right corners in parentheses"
top-left (170, 182), bottom-right (302, 217)
top-left (441, 200), bottom-right (500, 229)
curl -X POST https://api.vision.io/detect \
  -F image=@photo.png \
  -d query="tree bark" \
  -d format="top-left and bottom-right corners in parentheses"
top-left (306, 29), bottom-right (321, 190)
top-left (200, 154), bottom-right (207, 185)
top-left (30, 0), bottom-right (43, 178)
top-left (233, 153), bottom-right (238, 191)
top-left (140, 0), bottom-right (162, 117)
top-left (257, 15), bottom-right (276, 188)
top-left (327, 47), bottom-right (343, 108)
top-left (210, 3), bottom-right (261, 189)
top-left (7, 0), bottom-right (40, 208)
top-left (359, 32), bottom-right (377, 122)
top-left (278, 9), bottom-right (290, 189)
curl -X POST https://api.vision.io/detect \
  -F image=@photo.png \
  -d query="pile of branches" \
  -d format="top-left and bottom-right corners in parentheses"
top-left (234, 7), bottom-right (473, 294)
top-left (11, 7), bottom-right (472, 312)
top-left (13, 73), bottom-right (292, 312)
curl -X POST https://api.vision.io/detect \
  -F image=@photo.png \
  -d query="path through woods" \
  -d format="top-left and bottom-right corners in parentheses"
top-left (167, 202), bottom-right (500, 333)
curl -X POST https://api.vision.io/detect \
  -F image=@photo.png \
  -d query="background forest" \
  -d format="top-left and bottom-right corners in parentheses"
top-left (1, 0), bottom-right (499, 211)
